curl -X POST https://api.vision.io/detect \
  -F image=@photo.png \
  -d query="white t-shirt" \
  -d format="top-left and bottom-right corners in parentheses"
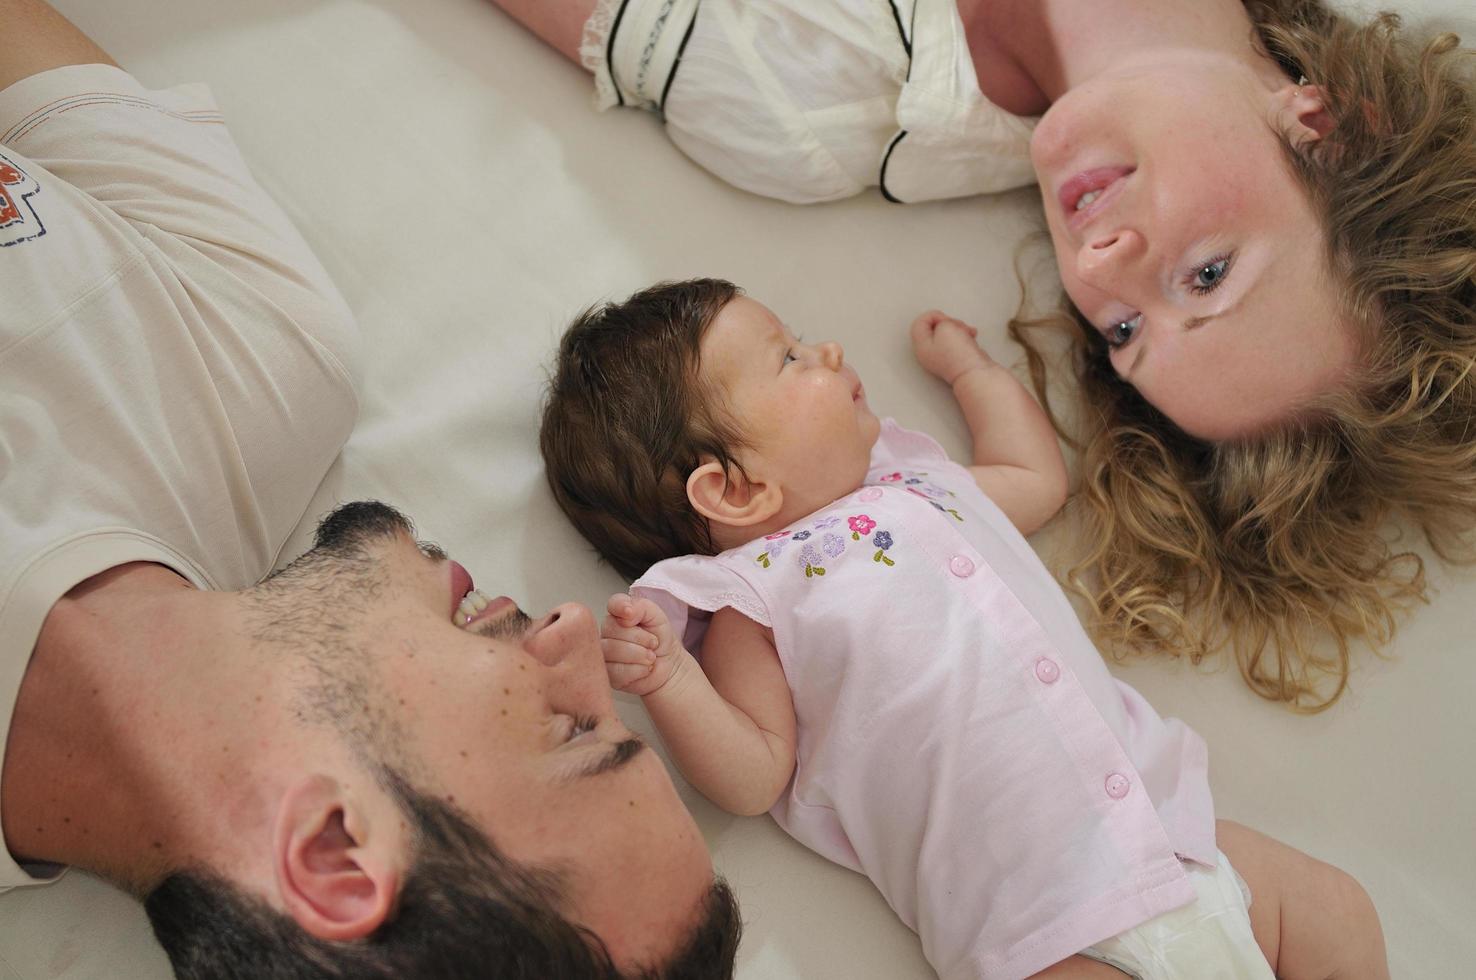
top-left (0, 65), bottom-right (360, 891)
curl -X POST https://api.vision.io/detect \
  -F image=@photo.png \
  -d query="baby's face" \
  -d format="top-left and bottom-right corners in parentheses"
top-left (700, 297), bottom-right (881, 514)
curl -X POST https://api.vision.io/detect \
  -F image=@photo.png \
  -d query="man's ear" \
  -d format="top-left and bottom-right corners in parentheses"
top-left (1280, 82), bottom-right (1335, 144)
top-left (687, 459), bottom-right (782, 529)
top-left (273, 776), bottom-right (403, 942)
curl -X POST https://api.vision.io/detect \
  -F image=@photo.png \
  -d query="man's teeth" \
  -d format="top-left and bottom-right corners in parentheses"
top-left (1075, 189), bottom-right (1102, 211)
top-left (456, 589), bottom-right (492, 626)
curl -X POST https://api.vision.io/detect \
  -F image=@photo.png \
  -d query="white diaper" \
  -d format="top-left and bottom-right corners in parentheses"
top-left (1079, 851), bottom-right (1274, 980)
top-left (578, 0), bottom-right (1037, 204)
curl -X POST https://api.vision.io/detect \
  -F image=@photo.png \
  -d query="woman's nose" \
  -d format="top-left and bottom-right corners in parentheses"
top-left (1076, 228), bottom-right (1146, 287)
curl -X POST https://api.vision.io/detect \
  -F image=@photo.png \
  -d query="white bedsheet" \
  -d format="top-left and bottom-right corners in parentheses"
top-left (2, 1), bottom-right (1472, 977)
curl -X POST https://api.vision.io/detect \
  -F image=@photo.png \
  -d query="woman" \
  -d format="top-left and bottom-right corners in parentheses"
top-left (495, 0), bottom-right (1476, 709)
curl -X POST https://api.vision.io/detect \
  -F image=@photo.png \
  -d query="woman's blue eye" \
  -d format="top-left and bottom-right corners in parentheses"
top-left (1106, 314), bottom-right (1142, 349)
top-left (1190, 256), bottom-right (1232, 294)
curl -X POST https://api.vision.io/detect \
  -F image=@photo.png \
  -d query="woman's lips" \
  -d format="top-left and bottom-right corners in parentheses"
top-left (1059, 166), bottom-right (1134, 232)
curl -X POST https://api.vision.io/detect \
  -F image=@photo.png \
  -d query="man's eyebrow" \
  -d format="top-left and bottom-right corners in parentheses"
top-left (575, 736), bottom-right (647, 780)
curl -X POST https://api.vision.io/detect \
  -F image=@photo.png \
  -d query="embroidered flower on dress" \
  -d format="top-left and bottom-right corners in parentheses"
top-left (765, 530), bottom-right (792, 540)
top-left (872, 530), bottom-right (896, 566)
top-left (755, 519), bottom-right (895, 574)
top-left (755, 534), bottom-right (791, 567)
top-left (798, 543), bottom-right (826, 577)
top-left (927, 500), bottom-right (964, 522)
top-left (879, 472), bottom-right (903, 482)
top-left (904, 477), bottom-right (922, 485)
top-left (906, 484), bottom-right (949, 501)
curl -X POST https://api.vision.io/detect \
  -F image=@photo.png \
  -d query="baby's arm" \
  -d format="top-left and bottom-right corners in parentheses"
top-left (602, 594), bottom-right (797, 817)
top-left (910, 311), bottom-right (1069, 535)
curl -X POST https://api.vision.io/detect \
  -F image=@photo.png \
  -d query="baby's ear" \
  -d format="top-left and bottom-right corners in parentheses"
top-left (687, 460), bottom-right (782, 529)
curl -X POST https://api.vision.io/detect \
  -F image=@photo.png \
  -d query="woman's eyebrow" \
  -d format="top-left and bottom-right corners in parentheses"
top-left (1129, 279), bottom-right (1259, 375)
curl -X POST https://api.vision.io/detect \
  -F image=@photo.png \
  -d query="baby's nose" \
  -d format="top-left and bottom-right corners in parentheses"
top-left (818, 341), bottom-right (844, 369)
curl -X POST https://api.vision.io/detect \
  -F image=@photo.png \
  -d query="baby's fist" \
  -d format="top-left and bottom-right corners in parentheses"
top-left (910, 310), bottom-right (994, 384)
top-left (601, 593), bottom-right (681, 696)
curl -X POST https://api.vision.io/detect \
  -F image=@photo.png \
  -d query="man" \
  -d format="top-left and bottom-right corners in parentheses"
top-left (0, 1), bottom-right (738, 975)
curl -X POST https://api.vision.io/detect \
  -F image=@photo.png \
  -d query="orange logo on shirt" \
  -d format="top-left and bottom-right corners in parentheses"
top-left (0, 153), bottom-right (44, 246)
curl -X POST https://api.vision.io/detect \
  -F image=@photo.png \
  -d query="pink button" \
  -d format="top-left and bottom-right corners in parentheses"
top-left (858, 487), bottom-right (883, 502)
top-left (1034, 658), bottom-right (1060, 684)
top-left (1104, 773), bottom-right (1130, 799)
top-left (948, 555), bottom-right (975, 578)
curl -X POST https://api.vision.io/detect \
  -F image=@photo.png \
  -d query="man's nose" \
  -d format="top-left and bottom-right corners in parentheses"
top-left (1076, 228), bottom-right (1146, 287)
top-left (524, 601), bottom-right (600, 669)
top-left (817, 341), bottom-right (844, 370)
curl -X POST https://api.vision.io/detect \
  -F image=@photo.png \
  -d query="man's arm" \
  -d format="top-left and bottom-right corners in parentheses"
top-left (911, 310), bottom-right (1069, 535)
top-left (0, 0), bottom-right (118, 95)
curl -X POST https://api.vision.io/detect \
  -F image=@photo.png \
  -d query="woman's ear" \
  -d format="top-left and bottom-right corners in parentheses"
top-left (687, 459), bottom-right (783, 529)
top-left (1281, 82), bottom-right (1335, 144)
top-left (273, 776), bottom-right (404, 942)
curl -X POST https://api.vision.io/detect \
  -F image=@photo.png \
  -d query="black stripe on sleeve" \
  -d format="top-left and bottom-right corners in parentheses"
top-left (605, 0), bottom-right (636, 107)
top-left (659, 4), bottom-right (701, 116)
top-left (888, 0), bottom-right (912, 57)
top-left (878, 130), bottom-right (908, 204)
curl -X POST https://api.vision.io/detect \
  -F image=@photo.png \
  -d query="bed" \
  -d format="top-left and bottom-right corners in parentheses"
top-left (2, 0), bottom-right (1472, 976)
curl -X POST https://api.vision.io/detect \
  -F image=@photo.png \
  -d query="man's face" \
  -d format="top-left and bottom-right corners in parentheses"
top-left (296, 503), bottom-right (715, 966)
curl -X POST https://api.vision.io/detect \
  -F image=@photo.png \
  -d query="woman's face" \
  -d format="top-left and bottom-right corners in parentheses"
top-left (1030, 50), bottom-right (1357, 440)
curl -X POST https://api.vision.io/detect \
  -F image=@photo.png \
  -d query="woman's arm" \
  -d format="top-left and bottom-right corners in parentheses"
top-left (911, 310), bottom-right (1069, 535)
top-left (602, 596), bottom-right (796, 816)
top-left (485, 0), bottom-right (596, 65)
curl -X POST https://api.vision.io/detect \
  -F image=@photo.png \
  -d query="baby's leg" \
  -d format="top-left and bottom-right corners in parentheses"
top-left (487, 0), bottom-right (597, 64)
top-left (1026, 955), bottom-right (1129, 978)
top-left (1217, 820), bottom-right (1389, 980)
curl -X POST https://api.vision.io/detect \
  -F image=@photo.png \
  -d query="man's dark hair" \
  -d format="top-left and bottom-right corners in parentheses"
top-left (144, 768), bottom-right (741, 979)
top-left (540, 278), bottom-right (746, 579)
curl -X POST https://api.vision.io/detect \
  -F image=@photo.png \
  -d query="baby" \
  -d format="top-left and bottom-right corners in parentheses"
top-left (539, 279), bottom-right (1388, 980)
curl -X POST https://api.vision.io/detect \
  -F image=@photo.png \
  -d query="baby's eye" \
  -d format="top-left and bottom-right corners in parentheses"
top-left (782, 349), bottom-right (798, 367)
top-left (1105, 314), bottom-right (1142, 349)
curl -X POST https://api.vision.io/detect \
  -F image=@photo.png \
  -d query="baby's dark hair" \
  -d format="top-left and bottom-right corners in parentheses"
top-left (540, 278), bottom-right (747, 579)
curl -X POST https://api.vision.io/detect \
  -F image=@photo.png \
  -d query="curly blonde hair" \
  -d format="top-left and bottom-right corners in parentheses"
top-left (1014, 0), bottom-right (1476, 710)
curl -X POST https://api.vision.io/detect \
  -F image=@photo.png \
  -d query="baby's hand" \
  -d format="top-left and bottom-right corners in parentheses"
top-left (601, 593), bottom-right (683, 697)
top-left (910, 310), bottom-right (996, 385)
